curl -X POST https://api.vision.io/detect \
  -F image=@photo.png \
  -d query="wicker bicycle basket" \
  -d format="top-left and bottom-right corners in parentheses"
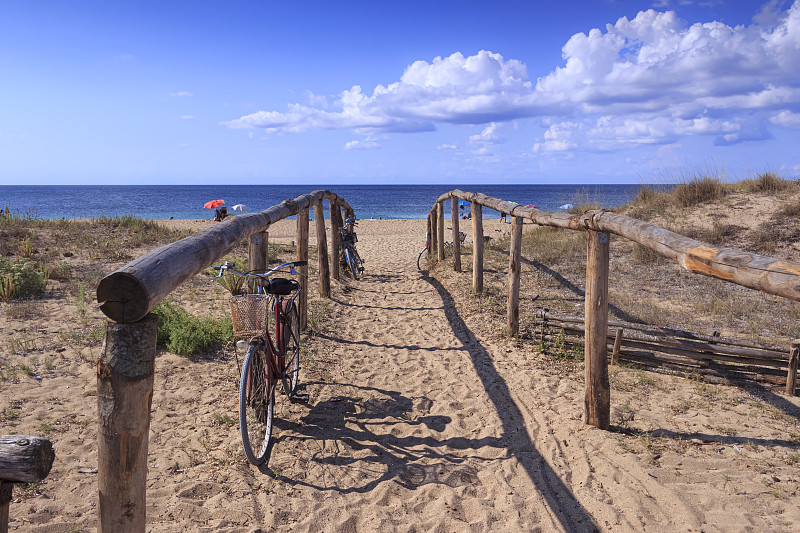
top-left (229, 294), bottom-right (270, 339)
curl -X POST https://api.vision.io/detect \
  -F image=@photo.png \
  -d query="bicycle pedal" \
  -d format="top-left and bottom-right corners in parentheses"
top-left (291, 393), bottom-right (310, 402)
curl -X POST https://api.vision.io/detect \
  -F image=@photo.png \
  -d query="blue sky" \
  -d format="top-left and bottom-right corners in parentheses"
top-left (1, 0), bottom-right (799, 185)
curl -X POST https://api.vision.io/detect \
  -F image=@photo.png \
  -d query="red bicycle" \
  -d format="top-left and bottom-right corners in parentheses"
top-left (215, 260), bottom-right (308, 466)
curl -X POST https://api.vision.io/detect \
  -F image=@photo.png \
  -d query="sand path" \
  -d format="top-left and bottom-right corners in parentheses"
top-left (8, 219), bottom-right (800, 532)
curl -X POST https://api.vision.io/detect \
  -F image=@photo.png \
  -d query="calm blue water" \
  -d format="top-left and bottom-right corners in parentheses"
top-left (0, 184), bottom-right (642, 220)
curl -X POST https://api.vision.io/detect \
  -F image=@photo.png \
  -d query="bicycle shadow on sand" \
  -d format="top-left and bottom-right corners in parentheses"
top-left (418, 271), bottom-right (600, 532)
top-left (265, 381), bottom-right (508, 494)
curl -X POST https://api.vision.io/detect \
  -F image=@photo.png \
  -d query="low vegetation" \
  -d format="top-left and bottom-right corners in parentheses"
top-left (153, 299), bottom-right (233, 356)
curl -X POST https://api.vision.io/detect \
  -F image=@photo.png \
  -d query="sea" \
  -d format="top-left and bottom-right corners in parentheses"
top-left (0, 184), bottom-right (644, 220)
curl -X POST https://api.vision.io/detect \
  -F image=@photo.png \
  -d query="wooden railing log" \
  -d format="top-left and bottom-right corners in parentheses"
top-left (436, 190), bottom-right (800, 303)
top-left (96, 190), bottom-right (354, 324)
top-left (0, 435), bottom-right (54, 484)
top-left (426, 213), bottom-right (433, 262)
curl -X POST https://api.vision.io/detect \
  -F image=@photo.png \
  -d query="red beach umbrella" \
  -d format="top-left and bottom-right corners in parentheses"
top-left (204, 199), bottom-right (225, 209)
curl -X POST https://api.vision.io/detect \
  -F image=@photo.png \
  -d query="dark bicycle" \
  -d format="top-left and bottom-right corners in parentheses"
top-left (341, 218), bottom-right (364, 280)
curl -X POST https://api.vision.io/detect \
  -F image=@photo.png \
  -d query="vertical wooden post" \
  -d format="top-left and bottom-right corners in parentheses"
top-left (314, 199), bottom-right (330, 298)
top-left (248, 231), bottom-right (268, 271)
top-left (330, 201), bottom-right (341, 281)
top-left (471, 203), bottom-right (484, 294)
top-left (437, 202), bottom-right (445, 263)
top-left (507, 216), bottom-right (523, 336)
top-left (1, 482), bottom-right (11, 533)
top-left (426, 214), bottom-right (433, 261)
top-left (787, 341), bottom-right (799, 395)
top-left (431, 210), bottom-right (439, 262)
top-left (611, 329), bottom-right (623, 365)
top-left (97, 315), bottom-right (157, 533)
top-left (585, 230), bottom-right (610, 430)
top-left (297, 208), bottom-right (309, 331)
top-left (451, 198), bottom-right (461, 272)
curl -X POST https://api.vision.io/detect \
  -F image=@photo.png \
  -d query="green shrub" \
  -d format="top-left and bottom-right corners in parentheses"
top-left (0, 258), bottom-right (48, 299)
top-left (153, 299), bottom-right (232, 356)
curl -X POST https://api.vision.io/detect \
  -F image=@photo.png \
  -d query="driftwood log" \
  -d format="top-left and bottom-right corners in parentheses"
top-left (96, 190), bottom-right (354, 324)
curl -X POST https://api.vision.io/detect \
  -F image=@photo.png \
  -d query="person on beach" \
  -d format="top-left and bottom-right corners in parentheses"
top-left (213, 207), bottom-right (228, 221)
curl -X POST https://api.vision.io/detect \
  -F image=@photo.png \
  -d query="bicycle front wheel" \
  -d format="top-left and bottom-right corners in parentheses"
top-left (344, 247), bottom-right (359, 280)
top-left (239, 344), bottom-right (275, 466)
top-left (282, 301), bottom-right (300, 396)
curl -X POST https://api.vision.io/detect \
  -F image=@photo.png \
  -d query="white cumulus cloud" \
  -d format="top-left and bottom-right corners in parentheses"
top-left (344, 140), bottom-right (379, 150)
top-left (225, 0), bottom-right (800, 153)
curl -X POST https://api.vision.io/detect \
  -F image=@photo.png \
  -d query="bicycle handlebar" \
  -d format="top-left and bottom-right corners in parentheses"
top-left (213, 260), bottom-right (307, 278)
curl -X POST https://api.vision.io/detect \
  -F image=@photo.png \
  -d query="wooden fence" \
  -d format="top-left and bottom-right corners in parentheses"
top-left (0, 435), bottom-right (54, 533)
top-left (425, 190), bottom-right (800, 431)
top-left (94, 190), bottom-right (354, 532)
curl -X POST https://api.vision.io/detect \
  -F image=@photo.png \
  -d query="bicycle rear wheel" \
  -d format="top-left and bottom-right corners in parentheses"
top-left (344, 247), bottom-right (359, 280)
top-left (417, 245), bottom-right (427, 270)
top-left (282, 301), bottom-right (300, 396)
top-left (239, 344), bottom-right (275, 466)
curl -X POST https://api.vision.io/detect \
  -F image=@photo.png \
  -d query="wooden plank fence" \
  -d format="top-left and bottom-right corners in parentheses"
top-left (94, 190), bottom-right (355, 532)
top-left (425, 189), bottom-right (800, 430)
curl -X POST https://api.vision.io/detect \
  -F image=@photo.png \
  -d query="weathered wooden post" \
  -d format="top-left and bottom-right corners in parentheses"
top-left (585, 230), bottom-right (611, 429)
top-left (330, 201), bottom-right (341, 281)
top-left (431, 209), bottom-right (439, 263)
top-left (97, 315), bottom-right (157, 532)
top-left (297, 207), bottom-right (310, 330)
top-left (611, 329), bottom-right (623, 365)
top-left (0, 435), bottom-right (55, 533)
top-left (314, 199), bottom-right (330, 298)
top-left (787, 341), bottom-right (799, 395)
top-left (248, 231), bottom-right (268, 271)
top-left (471, 202), bottom-right (484, 294)
top-left (426, 213), bottom-right (433, 261)
top-left (437, 201), bottom-right (445, 263)
top-left (507, 216), bottom-right (523, 335)
top-left (451, 197), bottom-right (461, 272)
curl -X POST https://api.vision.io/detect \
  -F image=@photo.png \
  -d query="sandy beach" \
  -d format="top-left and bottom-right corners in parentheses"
top-left (1, 216), bottom-right (799, 532)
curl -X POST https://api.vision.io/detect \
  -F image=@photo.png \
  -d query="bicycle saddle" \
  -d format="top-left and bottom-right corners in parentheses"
top-left (264, 277), bottom-right (299, 295)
